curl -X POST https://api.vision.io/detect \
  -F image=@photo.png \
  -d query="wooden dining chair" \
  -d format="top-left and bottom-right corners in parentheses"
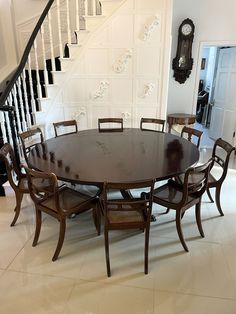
top-left (176, 138), bottom-right (235, 216)
top-left (203, 138), bottom-right (235, 216)
top-left (19, 127), bottom-right (44, 165)
top-left (24, 166), bottom-right (101, 261)
top-left (180, 126), bottom-right (203, 148)
top-left (0, 144), bottom-right (30, 226)
top-left (53, 119), bottom-right (78, 137)
top-left (152, 159), bottom-right (213, 252)
top-left (101, 179), bottom-right (154, 277)
top-left (140, 118), bottom-right (166, 133)
top-left (168, 126), bottom-right (203, 204)
top-left (98, 118), bottom-right (123, 132)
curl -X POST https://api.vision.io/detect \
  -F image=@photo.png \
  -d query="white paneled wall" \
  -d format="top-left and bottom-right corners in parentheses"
top-left (37, 0), bottom-right (172, 136)
top-left (0, 0), bottom-right (18, 82)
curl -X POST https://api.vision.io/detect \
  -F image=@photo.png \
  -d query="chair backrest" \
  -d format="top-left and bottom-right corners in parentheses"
top-left (140, 118), bottom-right (165, 132)
top-left (19, 128), bottom-right (44, 164)
top-left (0, 143), bottom-right (22, 191)
top-left (181, 158), bottom-right (213, 204)
top-left (24, 166), bottom-right (60, 209)
top-left (53, 120), bottom-right (78, 137)
top-left (103, 180), bottom-right (154, 225)
top-left (211, 138), bottom-right (235, 184)
top-left (98, 118), bottom-right (123, 132)
top-left (181, 126), bottom-right (203, 148)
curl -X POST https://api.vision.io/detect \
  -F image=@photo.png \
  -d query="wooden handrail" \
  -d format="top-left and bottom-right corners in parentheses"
top-left (0, 0), bottom-right (54, 111)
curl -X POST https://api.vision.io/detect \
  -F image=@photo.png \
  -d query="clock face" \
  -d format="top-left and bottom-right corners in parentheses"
top-left (181, 23), bottom-right (192, 36)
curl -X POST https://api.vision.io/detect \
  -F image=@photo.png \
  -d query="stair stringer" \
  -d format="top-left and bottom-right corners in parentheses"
top-left (37, 0), bottom-right (172, 139)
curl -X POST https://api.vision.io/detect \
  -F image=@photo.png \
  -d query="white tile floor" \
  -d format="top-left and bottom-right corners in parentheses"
top-left (194, 122), bottom-right (214, 149)
top-left (1, 154), bottom-right (236, 313)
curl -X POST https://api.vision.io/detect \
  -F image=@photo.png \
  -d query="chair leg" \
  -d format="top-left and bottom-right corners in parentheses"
top-left (195, 201), bottom-right (204, 237)
top-left (32, 209), bottom-right (42, 247)
top-left (159, 208), bottom-right (170, 215)
top-left (92, 204), bottom-right (101, 236)
top-left (104, 227), bottom-right (111, 277)
top-left (176, 210), bottom-right (189, 252)
top-left (52, 218), bottom-right (66, 262)
top-left (144, 226), bottom-right (150, 275)
top-left (10, 192), bottom-right (23, 226)
top-left (206, 188), bottom-right (214, 203)
top-left (215, 185), bottom-right (224, 216)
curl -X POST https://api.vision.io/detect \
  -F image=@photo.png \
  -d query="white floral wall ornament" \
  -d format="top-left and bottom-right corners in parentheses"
top-left (141, 15), bottom-right (160, 41)
top-left (72, 107), bottom-right (86, 120)
top-left (140, 83), bottom-right (155, 98)
top-left (92, 80), bottom-right (109, 99)
top-left (113, 49), bottom-right (132, 73)
top-left (121, 111), bottom-right (131, 122)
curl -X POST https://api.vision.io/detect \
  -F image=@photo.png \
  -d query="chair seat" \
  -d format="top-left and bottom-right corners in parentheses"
top-left (41, 187), bottom-right (95, 214)
top-left (153, 180), bottom-right (196, 207)
top-left (177, 171), bottom-right (216, 186)
top-left (108, 210), bottom-right (143, 224)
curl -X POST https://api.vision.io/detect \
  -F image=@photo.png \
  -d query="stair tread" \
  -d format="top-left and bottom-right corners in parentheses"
top-left (51, 70), bottom-right (66, 74)
top-left (67, 43), bottom-right (82, 48)
top-left (60, 57), bottom-right (75, 61)
top-left (44, 83), bottom-right (59, 87)
top-left (37, 97), bottom-right (50, 101)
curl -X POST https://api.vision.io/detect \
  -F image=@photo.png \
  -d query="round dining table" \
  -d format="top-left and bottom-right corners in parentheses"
top-left (28, 128), bottom-right (199, 185)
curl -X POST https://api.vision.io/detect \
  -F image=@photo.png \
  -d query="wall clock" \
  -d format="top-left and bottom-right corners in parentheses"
top-left (172, 18), bottom-right (195, 84)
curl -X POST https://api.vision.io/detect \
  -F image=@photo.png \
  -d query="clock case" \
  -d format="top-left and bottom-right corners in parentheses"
top-left (172, 18), bottom-right (195, 84)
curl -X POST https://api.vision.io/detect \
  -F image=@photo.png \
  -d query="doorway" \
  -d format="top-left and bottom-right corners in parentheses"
top-left (195, 45), bottom-right (236, 148)
top-left (194, 46), bottom-right (217, 148)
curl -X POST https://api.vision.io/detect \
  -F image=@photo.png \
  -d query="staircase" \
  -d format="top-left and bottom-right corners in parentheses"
top-left (0, 0), bottom-right (172, 192)
top-left (34, 0), bottom-right (126, 137)
top-left (0, 0), bottom-right (124, 152)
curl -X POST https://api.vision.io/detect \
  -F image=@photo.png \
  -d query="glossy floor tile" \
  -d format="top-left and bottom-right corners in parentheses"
top-left (0, 270), bottom-right (75, 314)
top-left (194, 122), bottom-right (214, 149)
top-left (154, 291), bottom-right (236, 314)
top-left (64, 281), bottom-right (154, 314)
top-left (1, 149), bottom-right (236, 313)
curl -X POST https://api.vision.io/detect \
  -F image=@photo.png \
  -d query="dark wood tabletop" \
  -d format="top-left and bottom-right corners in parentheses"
top-left (28, 128), bottom-right (199, 184)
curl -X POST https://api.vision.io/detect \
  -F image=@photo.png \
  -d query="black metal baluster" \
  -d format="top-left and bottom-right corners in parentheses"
top-left (8, 110), bottom-right (20, 167)
top-left (4, 112), bottom-right (10, 143)
top-left (0, 123), bottom-right (7, 196)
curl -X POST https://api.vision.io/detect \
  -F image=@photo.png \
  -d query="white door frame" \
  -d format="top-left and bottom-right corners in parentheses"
top-left (192, 40), bottom-right (236, 115)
